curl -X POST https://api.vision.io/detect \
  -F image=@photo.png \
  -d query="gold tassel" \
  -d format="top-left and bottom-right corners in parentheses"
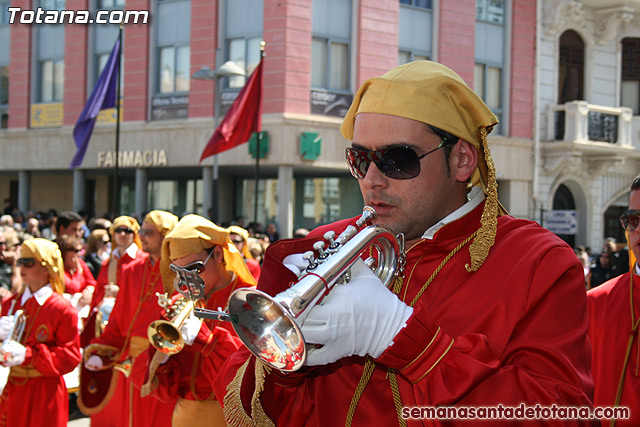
top-left (223, 357), bottom-right (275, 427)
top-left (466, 127), bottom-right (499, 272)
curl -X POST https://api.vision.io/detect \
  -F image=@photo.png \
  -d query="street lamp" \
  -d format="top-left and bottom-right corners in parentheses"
top-left (192, 61), bottom-right (245, 222)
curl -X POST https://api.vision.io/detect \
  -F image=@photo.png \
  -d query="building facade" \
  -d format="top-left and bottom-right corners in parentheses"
top-left (537, 0), bottom-right (640, 253)
top-left (2, 0), bottom-right (536, 239)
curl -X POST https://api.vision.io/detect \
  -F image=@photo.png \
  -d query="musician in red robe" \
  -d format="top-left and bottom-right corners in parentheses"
top-left (83, 210), bottom-right (179, 426)
top-left (214, 61), bottom-right (594, 426)
top-left (588, 176), bottom-right (640, 426)
top-left (0, 238), bottom-right (81, 427)
top-left (81, 215), bottom-right (143, 426)
top-left (142, 214), bottom-right (256, 426)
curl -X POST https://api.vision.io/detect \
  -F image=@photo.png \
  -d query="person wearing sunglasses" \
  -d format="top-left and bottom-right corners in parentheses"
top-left (588, 176), bottom-right (640, 425)
top-left (228, 225), bottom-right (261, 281)
top-left (81, 210), bottom-right (178, 427)
top-left (141, 214), bottom-right (256, 426)
top-left (216, 61), bottom-right (593, 425)
top-left (0, 238), bottom-right (81, 426)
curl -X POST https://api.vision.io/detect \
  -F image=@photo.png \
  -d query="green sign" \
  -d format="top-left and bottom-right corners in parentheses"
top-left (249, 131), bottom-right (269, 159)
top-left (300, 132), bottom-right (321, 160)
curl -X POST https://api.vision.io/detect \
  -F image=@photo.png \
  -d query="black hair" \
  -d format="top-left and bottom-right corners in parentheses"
top-left (55, 210), bottom-right (83, 233)
top-left (631, 176), bottom-right (640, 192)
top-left (426, 124), bottom-right (459, 175)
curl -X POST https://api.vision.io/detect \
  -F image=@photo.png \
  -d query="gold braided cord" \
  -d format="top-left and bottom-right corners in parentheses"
top-left (345, 357), bottom-right (377, 427)
top-left (466, 127), bottom-right (499, 272)
top-left (411, 230), bottom-right (478, 307)
top-left (223, 357), bottom-right (275, 427)
top-left (223, 358), bottom-right (254, 427)
top-left (388, 368), bottom-right (408, 427)
top-left (250, 360), bottom-right (275, 427)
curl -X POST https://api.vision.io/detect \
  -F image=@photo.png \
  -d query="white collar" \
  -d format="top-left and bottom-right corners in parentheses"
top-left (113, 243), bottom-right (138, 260)
top-left (21, 284), bottom-right (53, 306)
top-left (422, 186), bottom-right (486, 240)
top-left (635, 263), bottom-right (640, 276)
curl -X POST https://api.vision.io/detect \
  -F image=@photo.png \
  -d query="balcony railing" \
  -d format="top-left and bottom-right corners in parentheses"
top-left (547, 101), bottom-right (633, 147)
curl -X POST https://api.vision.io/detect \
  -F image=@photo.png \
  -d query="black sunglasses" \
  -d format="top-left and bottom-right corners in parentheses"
top-left (17, 258), bottom-right (36, 268)
top-left (115, 228), bottom-right (134, 234)
top-left (345, 139), bottom-right (450, 180)
top-left (620, 210), bottom-right (640, 232)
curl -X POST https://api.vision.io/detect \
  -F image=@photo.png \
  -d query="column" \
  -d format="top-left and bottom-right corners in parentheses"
top-left (73, 169), bottom-right (86, 213)
top-left (278, 165), bottom-right (293, 239)
top-left (135, 168), bottom-right (148, 217)
top-left (18, 171), bottom-right (30, 214)
top-left (202, 166), bottom-right (213, 219)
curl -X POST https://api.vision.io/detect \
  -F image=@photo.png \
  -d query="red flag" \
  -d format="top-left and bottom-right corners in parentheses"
top-left (200, 58), bottom-right (263, 162)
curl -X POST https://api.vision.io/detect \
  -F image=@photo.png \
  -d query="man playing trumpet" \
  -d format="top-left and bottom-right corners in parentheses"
top-left (0, 238), bottom-right (81, 427)
top-left (142, 214), bottom-right (255, 426)
top-left (82, 210), bottom-right (179, 426)
top-left (214, 61), bottom-right (593, 425)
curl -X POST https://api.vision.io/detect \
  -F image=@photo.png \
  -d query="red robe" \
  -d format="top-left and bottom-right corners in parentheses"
top-left (588, 270), bottom-right (640, 426)
top-left (64, 258), bottom-right (98, 294)
top-left (90, 255), bottom-right (175, 427)
top-left (214, 202), bottom-right (594, 426)
top-left (149, 275), bottom-right (254, 404)
top-left (0, 290), bottom-right (81, 427)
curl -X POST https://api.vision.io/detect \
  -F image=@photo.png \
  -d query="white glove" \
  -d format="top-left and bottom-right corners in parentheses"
top-left (180, 312), bottom-right (203, 346)
top-left (85, 355), bottom-right (104, 371)
top-left (0, 315), bottom-right (15, 341)
top-left (1, 340), bottom-right (26, 367)
top-left (300, 259), bottom-right (413, 366)
top-left (283, 253), bottom-right (309, 277)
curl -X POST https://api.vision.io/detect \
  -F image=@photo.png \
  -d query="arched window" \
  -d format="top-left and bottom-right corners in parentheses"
top-left (552, 184), bottom-right (576, 248)
top-left (558, 30), bottom-right (584, 104)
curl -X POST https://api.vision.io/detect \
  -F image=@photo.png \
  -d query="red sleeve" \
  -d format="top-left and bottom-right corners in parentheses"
top-left (377, 246), bottom-right (593, 407)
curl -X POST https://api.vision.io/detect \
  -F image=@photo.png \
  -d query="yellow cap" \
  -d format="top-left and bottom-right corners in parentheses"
top-left (228, 225), bottom-right (254, 260)
top-left (341, 61), bottom-right (503, 271)
top-left (21, 238), bottom-right (65, 294)
top-left (160, 215), bottom-right (256, 293)
top-left (143, 210), bottom-right (178, 237)
top-left (109, 216), bottom-right (142, 249)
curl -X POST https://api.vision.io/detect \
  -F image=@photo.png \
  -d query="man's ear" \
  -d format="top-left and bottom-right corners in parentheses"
top-left (214, 246), bottom-right (226, 264)
top-left (451, 139), bottom-right (478, 183)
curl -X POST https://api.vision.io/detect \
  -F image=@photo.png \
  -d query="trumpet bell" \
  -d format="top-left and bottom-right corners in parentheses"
top-left (228, 288), bottom-right (305, 372)
top-left (148, 319), bottom-right (185, 355)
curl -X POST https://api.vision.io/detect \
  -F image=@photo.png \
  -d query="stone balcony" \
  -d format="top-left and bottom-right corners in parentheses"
top-left (543, 101), bottom-right (640, 176)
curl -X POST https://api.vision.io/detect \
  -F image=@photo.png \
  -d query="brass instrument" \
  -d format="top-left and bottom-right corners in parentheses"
top-left (83, 344), bottom-right (132, 378)
top-left (0, 309), bottom-right (26, 364)
top-left (94, 297), bottom-right (115, 337)
top-left (184, 206), bottom-right (404, 372)
top-left (147, 293), bottom-right (195, 355)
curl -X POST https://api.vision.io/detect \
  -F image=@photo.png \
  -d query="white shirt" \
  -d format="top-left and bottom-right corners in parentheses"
top-left (422, 186), bottom-right (486, 240)
top-left (20, 283), bottom-right (53, 306)
top-left (112, 242), bottom-right (139, 260)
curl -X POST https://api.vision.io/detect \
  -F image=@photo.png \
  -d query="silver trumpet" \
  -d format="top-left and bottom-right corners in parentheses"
top-left (0, 309), bottom-right (26, 364)
top-left (182, 206), bottom-right (404, 372)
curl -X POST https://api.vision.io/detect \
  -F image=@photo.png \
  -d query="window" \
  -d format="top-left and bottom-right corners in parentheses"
top-left (39, 59), bottom-right (64, 102)
top-left (399, 0), bottom-right (431, 8)
top-left (475, 0), bottom-right (506, 134)
top-left (558, 30), bottom-right (584, 104)
top-left (98, 0), bottom-right (124, 8)
top-left (40, 0), bottom-right (65, 10)
top-left (311, 38), bottom-right (349, 91)
top-left (0, 65), bottom-right (7, 128)
top-left (158, 45), bottom-right (190, 93)
top-left (155, 0), bottom-right (190, 96)
top-left (227, 37), bottom-right (262, 88)
top-left (476, 0), bottom-right (505, 24)
top-left (311, 0), bottom-right (351, 93)
top-left (1, 0), bottom-right (12, 24)
top-left (398, 52), bottom-right (429, 66)
top-left (621, 38), bottom-right (640, 115)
